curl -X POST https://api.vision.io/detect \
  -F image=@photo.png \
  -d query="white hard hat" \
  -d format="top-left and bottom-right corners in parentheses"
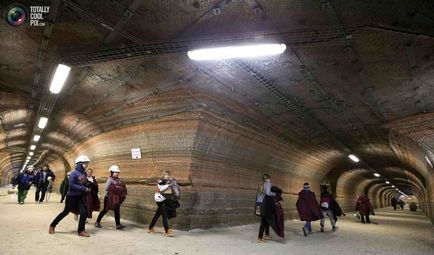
top-left (109, 165), bottom-right (120, 173)
top-left (27, 166), bottom-right (34, 170)
top-left (47, 176), bottom-right (52, 180)
top-left (75, 155), bottom-right (90, 164)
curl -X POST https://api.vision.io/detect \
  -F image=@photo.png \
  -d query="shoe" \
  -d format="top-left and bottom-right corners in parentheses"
top-left (264, 234), bottom-right (272, 240)
top-left (302, 227), bottom-right (308, 237)
top-left (48, 226), bottom-right (55, 234)
top-left (165, 229), bottom-right (174, 237)
top-left (320, 226), bottom-right (324, 232)
top-left (308, 230), bottom-right (313, 235)
top-left (147, 228), bottom-right (155, 234)
top-left (94, 222), bottom-right (101, 228)
top-left (332, 226), bottom-right (336, 231)
top-left (78, 231), bottom-right (90, 237)
top-left (257, 238), bottom-right (266, 243)
top-left (116, 224), bottom-right (126, 230)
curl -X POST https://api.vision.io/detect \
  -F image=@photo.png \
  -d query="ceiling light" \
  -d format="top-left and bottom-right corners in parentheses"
top-left (426, 156), bottom-right (433, 168)
top-left (49, 64), bottom-right (71, 94)
top-left (38, 117), bottom-right (48, 129)
top-left (348, 154), bottom-right (359, 162)
top-left (29, 152), bottom-right (34, 156)
top-left (187, 43), bottom-right (286, 60)
top-left (385, 181), bottom-right (390, 184)
top-left (391, 185), bottom-right (395, 188)
top-left (33, 135), bottom-right (40, 142)
top-left (30, 145), bottom-right (36, 150)
top-left (374, 173), bottom-right (380, 177)
top-left (395, 188), bottom-right (399, 191)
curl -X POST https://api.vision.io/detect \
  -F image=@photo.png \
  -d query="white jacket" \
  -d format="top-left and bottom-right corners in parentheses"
top-left (154, 181), bottom-right (170, 202)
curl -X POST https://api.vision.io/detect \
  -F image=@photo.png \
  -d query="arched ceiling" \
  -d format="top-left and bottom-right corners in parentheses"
top-left (0, 0), bottom-right (433, 198)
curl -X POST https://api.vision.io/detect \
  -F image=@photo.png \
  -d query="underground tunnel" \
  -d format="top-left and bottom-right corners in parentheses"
top-left (0, 0), bottom-right (433, 254)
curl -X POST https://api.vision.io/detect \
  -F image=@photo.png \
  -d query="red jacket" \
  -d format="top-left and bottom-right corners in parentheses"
top-left (355, 196), bottom-right (374, 216)
top-left (296, 190), bottom-right (323, 221)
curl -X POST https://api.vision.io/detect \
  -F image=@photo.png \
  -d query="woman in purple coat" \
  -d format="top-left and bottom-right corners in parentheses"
top-left (355, 193), bottom-right (375, 223)
top-left (296, 183), bottom-right (323, 236)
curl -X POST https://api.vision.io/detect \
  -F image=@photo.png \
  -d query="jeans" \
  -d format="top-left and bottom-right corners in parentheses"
top-left (320, 209), bottom-right (336, 227)
top-left (149, 201), bottom-right (169, 232)
top-left (258, 216), bottom-right (270, 238)
top-left (304, 221), bottom-right (312, 231)
top-left (35, 183), bottom-right (48, 202)
top-left (50, 195), bottom-right (87, 233)
top-left (96, 196), bottom-right (121, 225)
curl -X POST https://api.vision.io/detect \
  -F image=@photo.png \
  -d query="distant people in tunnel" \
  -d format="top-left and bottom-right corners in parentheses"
top-left (59, 171), bottom-right (71, 203)
top-left (398, 199), bottom-right (405, 210)
top-left (148, 171), bottom-right (180, 237)
top-left (354, 194), bottom-right (375, 224)
top-left (49, 155), bottom-right (92, 237)
top-left (34, 164), bottom-right (56, 203)
top-left (13, 166), bottom-right (34, 205)
top-left (391, 197), bottom-right (398, 211)
top-left (95, 165), bottom-right (127, 230)
top-left (296, 183), bottom-right (323, 236)
top-left (319, 185), bottom-right (345, 232)
top-left (83, 168), bottom-right (100, 218)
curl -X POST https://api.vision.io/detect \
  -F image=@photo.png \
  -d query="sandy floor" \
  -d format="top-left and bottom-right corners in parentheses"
top-left (1, 188), bottom-right (433, 255)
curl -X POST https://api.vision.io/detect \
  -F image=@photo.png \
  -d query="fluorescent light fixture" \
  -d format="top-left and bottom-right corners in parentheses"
top-left (30, 145), bottom-right (36, 150)
top-left (426, 156), bottom-right (433, 168)
top-left (33, 135), bottom-right (40, 142)
top-left (348, 154), bottom-right (360, 162)
top-left (374, 173), bottom-right (380, 177)
top-left (38, 117), bottom-right (48, 129)
top-left (29, 152), bottom-right (34, 156)
top-left (187, 43), bottom-right (286, 60)
top-left (385, 181), bottom-right (390, 184)
top-left (49, 64), bottom-right (71, 94)
top-left (395, 188), bottom-right (399, 191)
top-left (391, 185), bottom-right (395, 188)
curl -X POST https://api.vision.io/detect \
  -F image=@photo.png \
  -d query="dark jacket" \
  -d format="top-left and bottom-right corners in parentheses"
top-left (296, 190), bottom-right (324, 221)
top-left (35, 169), bottom-right (56, 188)
top-left (260, 186), bottom-right (285, 238)
top-left (67, 164), bottom-right (88, 196)
top-left (391, 197), bottom-right (398, 206)
top-left (17, 173), bottom-right (34, 190)
top-left (84, 176), bottom-right (100, 218)
top-left (60, 177), bottom-right (69, 196)
top-left (355, 196), bottom-right (374, 216)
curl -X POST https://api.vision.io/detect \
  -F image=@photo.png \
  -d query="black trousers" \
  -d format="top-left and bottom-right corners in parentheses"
top-left (258, 216), bottom-right (270, 238)
top-left (35, 183), bottom-right (48, 202)
top-left (60, 193), bottom-right (66, 203)
top-left (50, 195), bottom-right (87, 233)
top-left (361, 215), bottom-right (371, 223)
top-left (149, 201), bottom-right (169, 232)
top-left (96, 196), bottom-right (120, 225)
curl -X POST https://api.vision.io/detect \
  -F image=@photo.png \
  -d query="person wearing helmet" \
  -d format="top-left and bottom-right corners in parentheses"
top-left (15, 166), bottom-right (35, 204)
top-left (34, 164), bottom-right (56, 203)
top-left (49, 155), bottom-right (92, 237)
top-left (94, 165), bottom-right (127, 230)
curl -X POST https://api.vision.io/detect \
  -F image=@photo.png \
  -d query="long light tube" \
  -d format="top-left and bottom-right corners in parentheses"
top-left (30, 145), bottom-right (36, 150)
top-left (374, 173), bottom-right (380, 177)
top-left (348, 154), bottom-right (360, 162)
top-left (49, 64), bottom-right (71, 94)
top-left (187, 43), bottom-right (286, 60)
top-left (33, 135), bottom-right (40, 142)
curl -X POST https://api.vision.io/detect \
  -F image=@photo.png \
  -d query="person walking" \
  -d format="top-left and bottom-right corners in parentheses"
top-left (355, 193), bottom-right (375, 224)
top-left (94, 165), bottom-right (127, 230)
top-left (59, 171), bottom-right (71, 203)
top-left (147, 171), bottom-right (179, 237)
top-left (49, 155), bottom-right (92, 237)
top-left (16, 167), bottom-right (34, 204)
top-left (296, 183), bottom-right (323, 236)
top-left (84, 168), bottom-right (100, 218)
top-left (35, 164), bottom-right (55, 203)
top-left (319, 185), bottom-right (345, 232)
top-left (391, 197), bottom-right (398, 211)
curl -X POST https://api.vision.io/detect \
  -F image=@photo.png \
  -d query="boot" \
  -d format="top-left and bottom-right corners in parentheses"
top-left (116, 224), bottom-right (126, 230)
top-left (320, 226), bottom-right (324, 232)
top-left (302, 227), bottom-right (308, 237)
top-left (147, 228), bottom-right (155, 234)
top-left (256, 238), bottom-right (266, 243)
top-left (78, 231), bottom-right (90, 237)
top-left (94, 222), bottom-right (101, 228)
top-left (165, 229), bottom-right (174, 237)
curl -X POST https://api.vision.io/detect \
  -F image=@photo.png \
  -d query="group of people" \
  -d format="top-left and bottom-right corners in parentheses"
top-left (391, 197), bottom-right (405, 210)
top-left (255, 174), bottom-right (376, 242)
top-left (11, 164), bottom-right (56, 204)
top-left (48, 155), bottom-right (180, 237)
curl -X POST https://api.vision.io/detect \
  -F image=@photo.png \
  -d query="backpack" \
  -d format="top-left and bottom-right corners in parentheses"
top-left (320, 194), bottom-right (332, 209)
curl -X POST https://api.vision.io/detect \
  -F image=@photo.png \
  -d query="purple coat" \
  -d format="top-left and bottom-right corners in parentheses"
top-left (355, 196), bottom-right (374, 216)
top-left (296, 190), bottom-right (324, 221)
